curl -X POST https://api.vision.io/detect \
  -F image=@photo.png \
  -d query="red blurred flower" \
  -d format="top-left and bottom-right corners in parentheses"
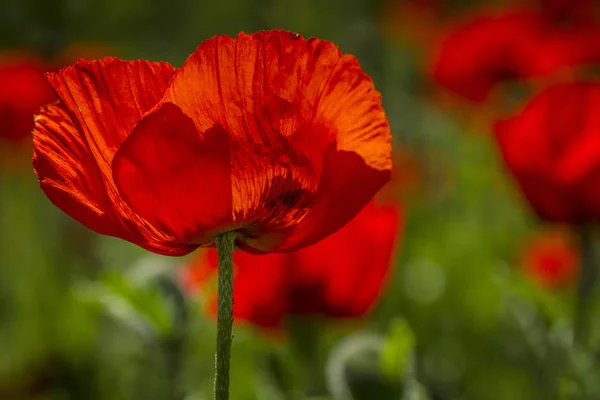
top-left (0, 46), bottom-right (110, 146)
top-left (182, 200), bottom-right (402, 329)
top-left (0, 53), bottom-right (55, 142)
top-left (33, 31), bottom-right (392, 256)
top-left (521, 227), bottom-right (579, 287)
top-left (431, 8), bottom-right (600, 102)
top-left (494, 82), bottom-right (600, 223)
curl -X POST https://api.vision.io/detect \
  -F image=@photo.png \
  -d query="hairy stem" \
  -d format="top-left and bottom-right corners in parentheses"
top-left (214, 231), bottom-right (237, 400)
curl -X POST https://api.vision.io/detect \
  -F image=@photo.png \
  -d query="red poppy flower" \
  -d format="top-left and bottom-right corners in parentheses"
top-left (0, 53), bottom-right (55, 142)
top-left (494, 82), bottom-right (600, 223)
top-left (521, 227), bottom-right (579, 287)
top-left (182, 200), bottom-right (402, 329)
top-left (431, 8), bottom-right (600, 102)
top-left (33, 30), bottom-right (392, 256)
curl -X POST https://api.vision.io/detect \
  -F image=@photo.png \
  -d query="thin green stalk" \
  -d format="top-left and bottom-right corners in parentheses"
top-left (575, 227), bottom-right (596, 347)
top-left (214, 231), bottom-right (237, 400)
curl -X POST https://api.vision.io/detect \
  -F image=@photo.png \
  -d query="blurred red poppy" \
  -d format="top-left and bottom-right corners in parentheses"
top-left (0, 53), bottom-right (55, 142)
top-left (33, 30), bottom-right (392, 256)
top-left (494, 82), bottom-right (600, 223)
top-left (182, 200), bottom-right (402, 329)
top-left (431, 8), bottom-right (600, 102)
top-left (1, 46), bottom-right (110, 146)
top-left (521, 227), bottom-right (579, 287)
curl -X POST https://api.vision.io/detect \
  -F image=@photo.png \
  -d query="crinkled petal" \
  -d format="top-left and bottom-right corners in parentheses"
top-left (42, 58), bottom-right (197, 255)
top-left (47, 57), bottom-right (177, 172)
top-left (33, 102), bottom-right (129, 238)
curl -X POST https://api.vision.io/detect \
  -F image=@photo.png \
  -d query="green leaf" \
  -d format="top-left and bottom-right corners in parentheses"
top-left (381, 318), bottom-right (416, 381)
top-left (76, 269), bottom-right (173, 339)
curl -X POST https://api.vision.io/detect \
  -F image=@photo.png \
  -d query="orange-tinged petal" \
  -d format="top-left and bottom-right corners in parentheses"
top-left (38, 58), bottom-right (198, 255)
top-left (47, 57), bottom-right (176, 172)
top-left (162, 32), bottom-right (335, 248)
top-left (165, 31), bottom-right (390, 170)
top-left (33, 102), bottom-right (129, 238)
top-left (112, 102), bottom-right (234, 245)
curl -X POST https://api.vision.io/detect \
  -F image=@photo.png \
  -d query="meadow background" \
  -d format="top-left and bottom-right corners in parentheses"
top-left (1, 0), bottom-right (598, 399)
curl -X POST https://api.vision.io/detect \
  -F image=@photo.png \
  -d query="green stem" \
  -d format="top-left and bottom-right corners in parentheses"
top-left (575, 227), bottom-right (596, 347)
top-left (214, 231), bottom-right (237, 400)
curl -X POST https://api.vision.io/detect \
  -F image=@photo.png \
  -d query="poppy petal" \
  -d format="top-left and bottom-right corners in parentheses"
top-left (112, 102), bottom-right (234, 245)
top-left (495, 110), bottom-right (573, 221)
top-left (33, 102), bottom-right (130, 238)
top-left (230, 251), bottom-right (290, 328)
top-left (493, 82), bottom-right (600, 223)
top-left (187, 250), bottom-right (289, 329)
top-left (44, 58), bottom-right (200, 255)
top-left (46, 57), bottom-right (176, 178)
top-left (165, 30), bottom-right (390, 171)
top-left (240, 146), bottom-right (390, 253)
top-left (293, 146), bottom-right (392, 251)
top-left (311, 52), bottom-right (391, 171)
top-left (162, 32), bottom-right (334, 246)
top-left (289, 202), bottom-right (400, 317)
top-left (343, 204), bottom-right (401, 315)
top-left (160, 31), bottom-right (390, 251)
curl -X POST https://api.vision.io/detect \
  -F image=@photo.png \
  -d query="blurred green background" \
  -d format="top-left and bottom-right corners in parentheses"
top-left (2, 0), bottom-right (599, 399)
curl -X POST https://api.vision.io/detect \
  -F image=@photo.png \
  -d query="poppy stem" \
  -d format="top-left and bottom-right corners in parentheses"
top-left (574, 226), bottom-right (596, 347)
top-left (214, 231), bottom-right (237, 400)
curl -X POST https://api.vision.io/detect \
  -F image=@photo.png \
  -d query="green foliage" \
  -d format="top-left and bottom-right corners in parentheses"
top-left (380, 318), bottom-right (415, 381)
